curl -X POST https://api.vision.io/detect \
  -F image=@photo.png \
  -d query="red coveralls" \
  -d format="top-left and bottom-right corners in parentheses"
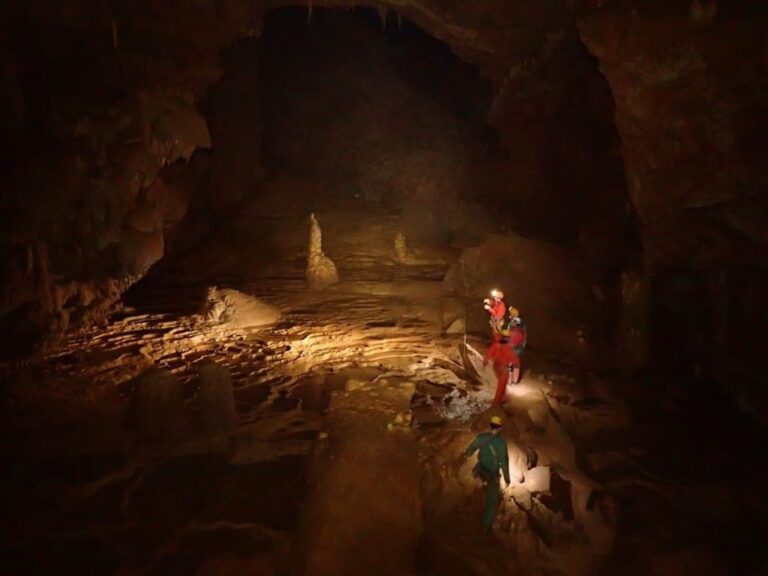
top-left (484, 341), bottom-right (520, 405)
top-left (486, 299), bottom-right (506, 339)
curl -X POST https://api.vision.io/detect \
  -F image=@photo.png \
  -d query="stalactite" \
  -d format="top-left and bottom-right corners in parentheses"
top-left (307, 0), bottom-right (313, 25)
top-left (377, 6), bottom-right (388, 31)
top-left (397, 12), bottom-right (403, 31)
top-left (112, 18), bottom-right (119, 49)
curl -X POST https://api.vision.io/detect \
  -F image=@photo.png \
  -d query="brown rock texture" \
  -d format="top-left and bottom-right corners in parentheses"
top-left (2, 0), bottom-right (766, 350)
top-left (445, 234), bottom-right (606, 362)
top-left (578, 2), bottom-right (768, 271)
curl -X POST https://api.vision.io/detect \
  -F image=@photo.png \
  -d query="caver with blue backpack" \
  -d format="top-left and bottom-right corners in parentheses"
top-left (465, 415), bottom-right (511, 532)
top-left (506, 306), bottom-right (527, 356)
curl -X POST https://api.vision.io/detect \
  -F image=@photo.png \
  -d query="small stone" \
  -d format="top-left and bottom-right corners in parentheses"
top-left (400, 382), bottom-right (416, 394)
top-left (446, 318), bottom-right (465, 334)
top-left (345, 379), bottom-right (367, 392)
top-left (522, 466), bottom-right (551, 493)
top-left (131, 367), bottom-right (190, 444)
top-left (509, 485), bottom-right (533, 511)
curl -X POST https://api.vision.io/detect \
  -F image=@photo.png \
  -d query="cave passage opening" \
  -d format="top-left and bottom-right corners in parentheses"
top-left (196, 4), bottom-right (637, 271)
top-left (203, 5), bottom-right (506, 253)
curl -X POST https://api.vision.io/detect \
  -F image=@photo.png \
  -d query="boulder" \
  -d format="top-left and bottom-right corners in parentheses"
top-left (445, 234), bottom-right (606, 361)
top-left (203, 287), bottom-right (280, 328)
top-left (131, 368), bottom-right (190, 444)
top-left (445, 317), bottom-right (465, 335)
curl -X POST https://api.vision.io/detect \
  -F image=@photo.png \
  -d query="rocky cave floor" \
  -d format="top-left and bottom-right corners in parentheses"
top-left (2, 177), bottom-right (767, 576)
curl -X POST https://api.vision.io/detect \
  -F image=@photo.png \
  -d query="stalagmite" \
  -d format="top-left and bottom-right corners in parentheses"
top-left (394, 232), bottom-right (413, 264)
top-left (393, 232), bottom-right (433, 265)
top-left (306, 213), bottom-right (339, 290)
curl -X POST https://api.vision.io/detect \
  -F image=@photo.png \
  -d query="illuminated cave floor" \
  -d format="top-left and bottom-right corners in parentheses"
top-left (3, 178), bottom-right (765, 576)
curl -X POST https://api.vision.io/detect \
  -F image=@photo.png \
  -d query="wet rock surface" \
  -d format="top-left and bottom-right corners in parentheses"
top-left (3, 180), bottom-right (765, 575)
top-left (1, 3), bottom-right (767, 574)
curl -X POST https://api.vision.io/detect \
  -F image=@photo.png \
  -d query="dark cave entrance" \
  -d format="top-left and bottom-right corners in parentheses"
top-left (205, 6), bottom-right (503, 249)
top-left (202, 6), bottom-right (635, 258)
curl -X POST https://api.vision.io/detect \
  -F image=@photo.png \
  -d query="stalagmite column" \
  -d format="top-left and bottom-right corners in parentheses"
top-left (394, 232), bottom-right (413, 264)
top-left (393, 232), bottom-right (435, 265)
top-left (306, 213), bottom-right (339, 290)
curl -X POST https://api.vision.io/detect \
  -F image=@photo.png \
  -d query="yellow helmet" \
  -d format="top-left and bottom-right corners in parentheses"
top-left (490, 289), bottom-right (504, 299)
top-left (508, 306), bottom-right (519, 318)
top-left (490, 415), bottom-right (503, 427)
top-left (501, 329), bottom-right (511, 337)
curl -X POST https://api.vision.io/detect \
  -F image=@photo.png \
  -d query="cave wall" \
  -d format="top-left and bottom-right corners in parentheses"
top-left (2, 0), bottom-right (767, 359)
top-left (578, 1), bottom-right (768, 386)
top-left (578, 2), bottom-right (768, 272)
top-left (0, 0), bottom-right (262, 350)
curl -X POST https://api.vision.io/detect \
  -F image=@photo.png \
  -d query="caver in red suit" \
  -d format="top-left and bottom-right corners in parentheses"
top-left (483, 290), bottom-right (506, 339)
top-left (484, 336), bottom-right (520, 405)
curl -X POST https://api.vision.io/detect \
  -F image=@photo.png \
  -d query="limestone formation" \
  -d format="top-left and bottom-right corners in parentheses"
top-left (393, 232), bottom-right (417, 265)
top-left (306, 213), bottom-right (339, 290)
top-left (197, 361), bottom-right (239, 433)
top-left (203, 287), bottom-right (280, 328)
top-left (445, 317), bottom-right (465, 335)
